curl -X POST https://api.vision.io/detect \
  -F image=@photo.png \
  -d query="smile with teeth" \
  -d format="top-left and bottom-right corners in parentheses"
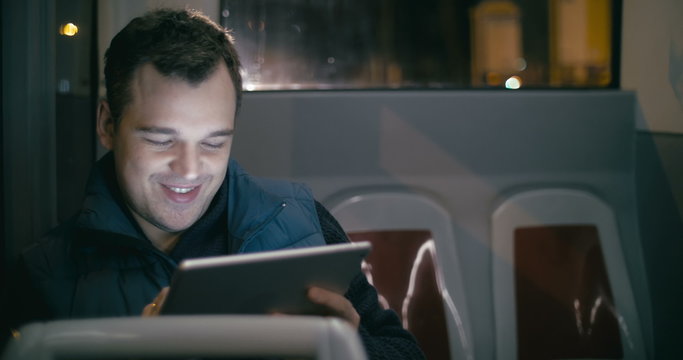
top-left (161, 183), bottom-right (202, 204)
top-left (167, 186), bottom-right (196, 194)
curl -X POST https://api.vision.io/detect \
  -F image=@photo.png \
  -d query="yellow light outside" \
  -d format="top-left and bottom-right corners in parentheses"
top-left (60, 23), bottom-right (79, 36)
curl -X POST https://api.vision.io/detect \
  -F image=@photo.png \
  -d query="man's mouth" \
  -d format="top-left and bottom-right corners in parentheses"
top-left (161, 184), bottom-right (202, 203)
top-left (168, 186), bottom-right (196, 194)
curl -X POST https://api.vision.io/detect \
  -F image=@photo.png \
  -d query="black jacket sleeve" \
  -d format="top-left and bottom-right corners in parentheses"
top-left (315, 201), bottom-right (426, 360)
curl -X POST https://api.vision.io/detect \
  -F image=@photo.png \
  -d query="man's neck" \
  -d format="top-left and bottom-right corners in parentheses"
top-left (148, 231), bottom-right (183, 254)
top-left (130, 211), bottom-right (183, 254)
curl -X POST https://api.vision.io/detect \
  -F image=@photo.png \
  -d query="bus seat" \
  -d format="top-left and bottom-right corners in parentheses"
top-left (1, 316), bottom-right (367, 360)
top-left (491, 188), bottom-right (646, 360)
top-left (329, 191), bottom-right (473, 360)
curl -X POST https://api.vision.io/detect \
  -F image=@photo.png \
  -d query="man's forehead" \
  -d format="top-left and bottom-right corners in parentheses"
top-left (120, 62), bottom-right (236, 133)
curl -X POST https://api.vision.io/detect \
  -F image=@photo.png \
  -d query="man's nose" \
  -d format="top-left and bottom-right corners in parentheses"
top-left (171, 144), bottom-right (200, 180)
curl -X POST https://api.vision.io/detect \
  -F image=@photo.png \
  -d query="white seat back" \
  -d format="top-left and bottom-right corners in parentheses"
top-left (492, 188), bottom-right (646, 360)
top-left (2, 316), bottom-right (367, 360)
top-left (330, 191), bottom-right (474, 360)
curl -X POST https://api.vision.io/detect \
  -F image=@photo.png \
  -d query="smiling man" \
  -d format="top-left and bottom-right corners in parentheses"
top-left (100, 61), bottom-right (236, 253)
top-left (6, 8), bottom-right (424, 360)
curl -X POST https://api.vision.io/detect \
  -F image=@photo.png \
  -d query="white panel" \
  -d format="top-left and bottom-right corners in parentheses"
top-left (622, 0), bottom-right (683, 133)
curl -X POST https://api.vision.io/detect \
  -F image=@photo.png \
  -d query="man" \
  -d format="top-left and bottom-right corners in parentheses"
top-left (6, 8), bottom-right (424, 360)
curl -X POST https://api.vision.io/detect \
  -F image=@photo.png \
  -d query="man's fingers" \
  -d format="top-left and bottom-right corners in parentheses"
top-left (307, 287), bottom-right (360, 329)
top-left (141, 302), bottom-right (156, 317)
top-left (142, 286), bottom-right (170, 317)
top-left (155, 287), bottom-right (170, 309)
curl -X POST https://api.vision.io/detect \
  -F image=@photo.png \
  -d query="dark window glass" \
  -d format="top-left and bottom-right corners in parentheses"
top-left (220, 0), bottom-right (619, 90)
top-left (56, 0), bottom-right (96, 221)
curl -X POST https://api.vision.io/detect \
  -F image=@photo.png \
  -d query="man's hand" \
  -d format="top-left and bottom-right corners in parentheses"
top-left (140, 286), bottom-right (361, 329)
top-left (307, 287), bottom-right (360, 329)
top-left (142, 287), bottom-right (169, 317)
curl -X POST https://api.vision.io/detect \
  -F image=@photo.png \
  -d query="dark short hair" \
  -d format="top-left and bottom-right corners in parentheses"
top-left (104, 8), bottom-right (242, 123)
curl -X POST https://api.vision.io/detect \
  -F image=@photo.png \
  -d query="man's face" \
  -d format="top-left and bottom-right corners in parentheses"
top-left (98, 62), bottom-right (236, 238)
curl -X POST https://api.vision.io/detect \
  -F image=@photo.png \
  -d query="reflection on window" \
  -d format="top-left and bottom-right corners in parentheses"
top-left (220, 0), bottom-right (617, 91)
top-left (549, 0), bottom-right (613, 86)
top-left (470, 0), bottom-right (525, 87)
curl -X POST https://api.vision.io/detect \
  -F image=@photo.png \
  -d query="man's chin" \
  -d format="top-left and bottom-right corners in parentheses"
top-left (157, 223), bottom-right (194, 234)
top-left (154, 216), bottom-right (200, 234)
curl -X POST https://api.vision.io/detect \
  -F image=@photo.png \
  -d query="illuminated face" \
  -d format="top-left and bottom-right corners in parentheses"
top-left (97, 63), bottom-right (236, 241)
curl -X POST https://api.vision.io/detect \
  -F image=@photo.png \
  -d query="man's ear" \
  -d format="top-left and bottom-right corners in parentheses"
top-left (96, 100), bottom-right (115, 150)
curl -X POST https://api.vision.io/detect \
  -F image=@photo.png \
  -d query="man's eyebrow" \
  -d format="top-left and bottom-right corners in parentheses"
top-left (207, 129), bottom-right (234, 137)
top-left (135, 127), bottom-right (177, 135)
top-left (134, 128), bottom-right (234, 137)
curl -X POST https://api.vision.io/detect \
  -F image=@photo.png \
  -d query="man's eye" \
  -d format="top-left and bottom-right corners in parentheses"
top-left (202, 142), bottom-right (225, 150)
top-left (144, 138), bottom-right (172, 147)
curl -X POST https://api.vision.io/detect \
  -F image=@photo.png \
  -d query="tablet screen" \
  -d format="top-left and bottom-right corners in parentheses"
top-left (161, 241), bottom-right (371, 315)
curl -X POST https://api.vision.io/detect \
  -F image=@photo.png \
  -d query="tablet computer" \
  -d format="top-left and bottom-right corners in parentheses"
top-left (160, 241), bottom-right (371, 315)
